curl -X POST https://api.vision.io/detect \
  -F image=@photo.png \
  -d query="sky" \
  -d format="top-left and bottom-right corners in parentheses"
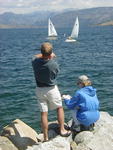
top-left (0, 0), bottom-right (113, 14)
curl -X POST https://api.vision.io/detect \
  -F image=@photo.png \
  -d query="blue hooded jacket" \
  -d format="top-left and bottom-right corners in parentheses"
top-left (64, 86), bottom-right (100, 126)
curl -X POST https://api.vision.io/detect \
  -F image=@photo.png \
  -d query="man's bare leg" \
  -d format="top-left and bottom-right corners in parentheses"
top-left (57, 107), bottom-right (70, 134)
top-left (41, 112), bottom-right (48, 141)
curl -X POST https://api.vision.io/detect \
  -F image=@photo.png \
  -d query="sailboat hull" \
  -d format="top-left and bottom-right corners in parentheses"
top-left (65, 39), bottom-right (76, 42)
top-left (47, 36), bottom-right (57, 40)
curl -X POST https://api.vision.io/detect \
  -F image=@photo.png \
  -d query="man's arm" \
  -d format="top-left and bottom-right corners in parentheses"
top-left (35, 53), bottom-right (42, 58)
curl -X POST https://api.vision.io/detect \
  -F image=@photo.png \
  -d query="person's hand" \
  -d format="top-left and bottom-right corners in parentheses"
top-left (50, 53), bottom-right (56, 59)
top-left (62, 95), bottom-right (71, 100)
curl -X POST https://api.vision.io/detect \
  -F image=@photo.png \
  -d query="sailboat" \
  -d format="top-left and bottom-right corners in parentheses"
top-left (65, 16), bottom-right (79, 42)
top-left (48, 18), bottom-right (58, 39)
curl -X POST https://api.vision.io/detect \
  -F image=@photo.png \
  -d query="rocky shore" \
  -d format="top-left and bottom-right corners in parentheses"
top-left (0, 111), bottom-right (113, 150)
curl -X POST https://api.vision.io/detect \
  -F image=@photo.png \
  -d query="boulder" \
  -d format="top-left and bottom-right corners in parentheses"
top-left (27, 136), bottom-right (71, 150)
top-left (0, 111), bottom-right (113, 150)
top-left (73, 112), bottom-right (113, 150)
top-left (1, 119), bottom-right (39, 150)
top-left (0, 136), bottom-right (18, 150)
top-left (27, 121), bottom-right (72, 150)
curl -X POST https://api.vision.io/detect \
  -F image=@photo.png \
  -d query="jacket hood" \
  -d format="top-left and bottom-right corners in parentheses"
top-left (81, 86), bottom-right (96, 97)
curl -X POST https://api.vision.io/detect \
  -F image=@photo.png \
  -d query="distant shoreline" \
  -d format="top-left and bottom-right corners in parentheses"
top-left (97, 21), bottom-right (113, 26)
top-left (0, 22), bottom-right (113, 29)
top-left (0, 24), bottom-right (47, 29)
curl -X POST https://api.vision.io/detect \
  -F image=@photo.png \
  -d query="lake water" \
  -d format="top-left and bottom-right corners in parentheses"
top-left (0, 26), bottom-right (113, 132)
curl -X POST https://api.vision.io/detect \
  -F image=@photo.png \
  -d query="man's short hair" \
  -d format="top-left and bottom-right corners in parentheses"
top-left (41, 42), bottom-right (53, 56)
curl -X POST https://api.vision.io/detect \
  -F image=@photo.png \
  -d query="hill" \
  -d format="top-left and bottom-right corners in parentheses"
top-left (0, 7), bottom-right (113, 28)
top-left (48, 7), bottom-right (113, 28)
top-left (98, 21), bottom-right (113, 26)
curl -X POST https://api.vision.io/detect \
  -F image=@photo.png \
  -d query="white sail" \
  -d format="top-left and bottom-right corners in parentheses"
top-left (48, 18), bottom-right (57, 37)
top-left (65, 16), bottom-right (79, 42)
top-left (70, 16), bottom-right (79, 38)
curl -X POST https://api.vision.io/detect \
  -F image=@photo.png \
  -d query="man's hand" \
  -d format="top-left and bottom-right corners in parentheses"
top-left (49, 53), bottom-right (56, 59)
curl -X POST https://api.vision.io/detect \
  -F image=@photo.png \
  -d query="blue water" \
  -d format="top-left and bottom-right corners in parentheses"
top-left (0, 26), bottom-right (113, 132)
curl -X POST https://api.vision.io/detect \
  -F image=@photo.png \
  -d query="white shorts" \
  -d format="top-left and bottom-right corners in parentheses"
top-left (35, 85), bottom-right (62, 112)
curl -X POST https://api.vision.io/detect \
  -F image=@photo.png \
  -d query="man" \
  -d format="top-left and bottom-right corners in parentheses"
top-left (32, 42), bottom-right (70, 141)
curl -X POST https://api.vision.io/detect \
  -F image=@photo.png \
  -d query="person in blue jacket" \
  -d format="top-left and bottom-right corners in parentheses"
top-left (62, 75), bottom-right (100, 131)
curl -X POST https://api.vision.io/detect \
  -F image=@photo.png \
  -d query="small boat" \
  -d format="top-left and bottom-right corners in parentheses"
top-left (48, 18), bottom-right (57, 40)
top-left (65, 17), bottom-right (79, 42)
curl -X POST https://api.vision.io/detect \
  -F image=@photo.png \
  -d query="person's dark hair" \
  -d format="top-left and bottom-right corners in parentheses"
top-left (41, 42), bottom-right (53, 56)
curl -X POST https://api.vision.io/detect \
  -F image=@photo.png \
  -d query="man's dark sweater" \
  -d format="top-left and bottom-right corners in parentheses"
top-left (32, 57), bottom-right (59, 87)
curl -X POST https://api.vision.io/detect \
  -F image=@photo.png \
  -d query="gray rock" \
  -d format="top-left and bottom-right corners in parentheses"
top-left (1, 119), bottom-right (39, 150)
top-left (27, 136), bottom-right (71, 150)
top-left (74, 131), bottom-right (94, 144)
top-left (0, 111), bottom-right (113, 150)
top-left (0, 136), bottom-right (18, 150)
top-left (70, 141), bottom-right (77, 150)
top-left (73, 112), bottom-right (113, 150)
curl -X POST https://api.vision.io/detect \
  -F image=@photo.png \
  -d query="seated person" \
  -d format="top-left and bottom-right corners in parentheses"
top-left (62, 75), bottom-right (100, 132)
top-left (67, 36), bottom-right (72, 40)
